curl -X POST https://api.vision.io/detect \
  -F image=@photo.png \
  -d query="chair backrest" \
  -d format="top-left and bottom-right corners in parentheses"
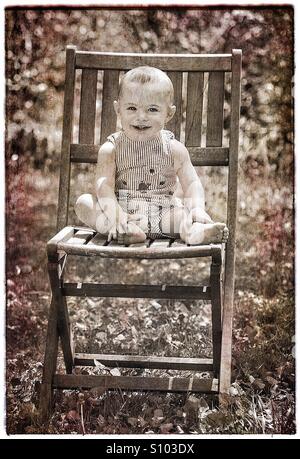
top-left (57, 47), bottom-right (242, 255)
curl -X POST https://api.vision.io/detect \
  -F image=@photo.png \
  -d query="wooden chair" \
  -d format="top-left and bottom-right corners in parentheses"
top-left (39, 46), bottom-right (242, 419)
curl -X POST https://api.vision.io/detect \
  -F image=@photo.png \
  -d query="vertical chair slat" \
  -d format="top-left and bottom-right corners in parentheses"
top-left (206, 71), bottom-right (225, 147)
top-left (79, 69), bottom-right (98, 144)
top-left (57, 45), bottom-right (77, 231)
top-left (166, 71), bottom-right (183, 139)
top-left (100, 70), bottom-right (119, 144)
top-left (185, 72), bottom-right (204, 146)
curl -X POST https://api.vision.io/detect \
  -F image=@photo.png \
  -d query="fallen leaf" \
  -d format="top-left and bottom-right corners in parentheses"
top-left (94, 360), bottom-right (107, 370)
top-left (66, 410), bottom-right (80, 421)
top-left (253, 378), bottom-right (265, 390)
top-left (22, 264), bottom-right (32, 274)
top-left (138, 416), bottom-right (146, 427)
top-left (229, 386), bottom-right (239, 396)
top-left (160, 423), bottom-right (173, 434)
top-left (169, 262), bottom-right (180, 270)
top-left (110, 368), bottom-right (121, 377)
top-left (184, 395), bottom-right (201, 412)
top-left (206, 410), bottom-right (227, 427)
top-left (265, 376), bottom-right (278, 387)
top-left (97, 414), bottom-right (106, 425)
top-left (128, 417), bottom-right (138, 427)
top-left (96, 331), bottom-right (107, 341)
top-left (153, 408), bottom-right (164, 419)
top-left (176, 425), bottom-right (184, 434)
top-left (114, 333), bottom-right (126, 342)
top-left (149, 300), bottom-right (161, 310)
top-left (7, 279), bottom-right (15, 288)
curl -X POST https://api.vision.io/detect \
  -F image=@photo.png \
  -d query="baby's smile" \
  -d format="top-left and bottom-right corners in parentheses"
top-left (132, 125), bottom-right (151, 131)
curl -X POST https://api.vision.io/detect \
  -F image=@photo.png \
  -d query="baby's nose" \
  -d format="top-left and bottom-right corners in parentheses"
top-left (136, 109), bottom-right (148, 121)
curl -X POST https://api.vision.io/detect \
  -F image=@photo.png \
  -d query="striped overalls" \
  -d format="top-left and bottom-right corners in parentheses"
top-left (107, 129), bottom-right (181, 237)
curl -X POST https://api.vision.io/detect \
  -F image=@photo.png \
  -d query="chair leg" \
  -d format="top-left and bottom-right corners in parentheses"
top-left (39, 297), bottom-right (59, 422)
top-left (210, 254), bottom-right (222, 378)
top-left (219, 240), bottom-right (236, 402)
top-left (48, 259), bottom-right (74, 374)
top-left (219, 283), bottom-right (235, 403)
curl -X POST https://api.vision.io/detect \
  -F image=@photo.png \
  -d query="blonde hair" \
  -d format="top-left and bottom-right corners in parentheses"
top-left (119, 66), bottom-right (174, 104)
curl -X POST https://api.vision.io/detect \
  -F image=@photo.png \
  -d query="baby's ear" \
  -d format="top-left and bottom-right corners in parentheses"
top-left (113, 100), bottom-right (120, 115)
top-left (167, 105), bottom-right (176, 122)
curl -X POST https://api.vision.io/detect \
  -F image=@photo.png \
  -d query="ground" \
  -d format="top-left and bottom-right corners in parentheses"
top-left (6, 160), bottom-right (295, 435)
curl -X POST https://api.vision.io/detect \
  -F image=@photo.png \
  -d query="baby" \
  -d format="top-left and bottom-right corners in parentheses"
top-left (75, 66), bottom-right (228, 245)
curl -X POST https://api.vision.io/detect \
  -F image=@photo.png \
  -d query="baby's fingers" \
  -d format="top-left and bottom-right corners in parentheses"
top-left (118, 220), bottom-right (127, 234)
top-left (108, 227), bottom-right (117, 241)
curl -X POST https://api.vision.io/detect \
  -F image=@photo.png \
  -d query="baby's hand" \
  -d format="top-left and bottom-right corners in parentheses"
top-left (108, 214), bottom-right (146, 243)
top-left (113, 221), bottom-right (147, 245)
top-left (107, 214), bottom-right (126, 241)
top-left (188, 208), bottom-right (213, 225)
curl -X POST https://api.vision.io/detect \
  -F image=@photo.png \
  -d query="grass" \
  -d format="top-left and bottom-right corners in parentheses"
top-left (6, 158), bottom-right (295, 435)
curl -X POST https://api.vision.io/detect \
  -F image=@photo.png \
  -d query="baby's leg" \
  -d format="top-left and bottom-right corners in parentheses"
top-left (75, 194), bottom-right (147, 243)
top-left (180, 217), bottom-right (229, 245)
top-left (160, 204), bottom-right (229, 244)
top-left (160, 206), bottom-right (187, 236)
top-left (75, 194), bottom-right (112, 234)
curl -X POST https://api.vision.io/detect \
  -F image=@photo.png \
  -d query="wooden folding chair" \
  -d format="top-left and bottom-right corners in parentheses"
top-left (39, 46), bottom-right (242, 420)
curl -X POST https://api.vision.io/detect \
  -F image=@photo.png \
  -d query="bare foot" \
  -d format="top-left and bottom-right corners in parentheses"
top-left (117, 222), bottom-right (147, 245)
top-left (183, 222), bottom-right (229, 245)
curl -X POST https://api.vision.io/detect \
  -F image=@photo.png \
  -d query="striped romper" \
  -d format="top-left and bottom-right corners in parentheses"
top-left (107, 129), bottom-right (183, 238)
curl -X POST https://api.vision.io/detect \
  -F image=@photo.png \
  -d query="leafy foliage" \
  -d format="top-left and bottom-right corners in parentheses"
top-left (6, 8), bottom-right (293, 178)
top-left (6, 7), bottom-right (294, 435)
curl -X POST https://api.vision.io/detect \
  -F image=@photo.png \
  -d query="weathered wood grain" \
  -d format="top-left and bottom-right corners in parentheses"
top-left (76, 51), bottom-right (232, 71)
top-left (74, 353), bottom-right (213, 371)
top-left (53, 374), bottom-right (219, 392)
top-left (100, 70), bottom-right (119, 144)
top-left (219, 49), bottom-right (242, 398)
top-left (57, 46), bottom-right (77, 231)
top-left (206, 72), bottom-right (225, 147)
top-left (210, 258), bottom-right (223, 377)
top-left (166, 72), bottom-right (182, 139)
top-left (150, 239), bottom-right (171, 249)
top-left (87, 233), bottom-right (108, 246)
top-left (57, 240), bottom-right (222, 259)
top-left (65, 229), bottom-right (95, 245)
top-left (62, 282), bottom-right (211, 300)
top-left (70, 143), bottom-right (229, 166)
top-left (47, 226), bottom-right (75, 262)
top-left (186, 72), bottom-right (204, 146)
top-left (79, 68), bottom-right (98, 144)
top-left (48, 263), bottom-right (74, 373)
top-left (39, 297), bottom-right (59, 421)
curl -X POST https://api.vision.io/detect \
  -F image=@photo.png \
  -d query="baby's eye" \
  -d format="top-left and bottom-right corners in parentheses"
top-left (127, 106), bottom-right (136, 111)
top-left (149, 107), bottom-right (159, 112)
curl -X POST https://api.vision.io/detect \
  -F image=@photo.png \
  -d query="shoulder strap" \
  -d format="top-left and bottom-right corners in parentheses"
top-left (106, 131), bottom-right (122, 145)
top-left (161, 129), bottom-right (175, 156)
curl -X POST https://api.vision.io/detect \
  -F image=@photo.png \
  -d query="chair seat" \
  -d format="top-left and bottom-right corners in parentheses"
top-left (47, 225), bottom-right (223, 260)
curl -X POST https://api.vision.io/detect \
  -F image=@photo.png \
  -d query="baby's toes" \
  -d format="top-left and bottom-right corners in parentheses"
top-left (222, 226), bottom-right (229, 242)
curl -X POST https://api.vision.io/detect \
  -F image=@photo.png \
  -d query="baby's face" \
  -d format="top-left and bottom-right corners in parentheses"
top-left (114, 82), bottom-right (175, 141)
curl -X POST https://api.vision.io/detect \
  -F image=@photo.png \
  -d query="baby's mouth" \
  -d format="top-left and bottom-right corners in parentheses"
top-left (132, 125), bottom-right (151, 131)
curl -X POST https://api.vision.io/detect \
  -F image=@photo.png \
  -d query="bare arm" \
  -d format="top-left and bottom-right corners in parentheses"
top-left (95, 141), bottom-right (128, 235)
top-left (172, 139), bottom-right (212, 222)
